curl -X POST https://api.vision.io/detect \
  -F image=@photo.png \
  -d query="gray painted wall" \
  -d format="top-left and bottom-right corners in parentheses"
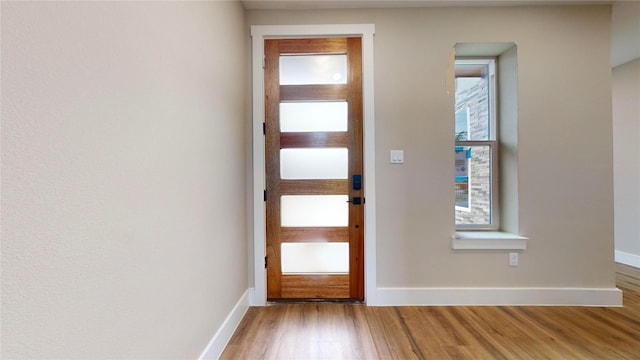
top-left (248, 5), bottom-right (615, 288)
top-left (1, 1), bottom-right (248, 358)
top-left (613, 58), bottom-right (640, 265)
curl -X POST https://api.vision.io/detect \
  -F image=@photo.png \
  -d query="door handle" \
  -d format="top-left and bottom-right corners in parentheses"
top-left (347, 197), bottom-right (362, 205)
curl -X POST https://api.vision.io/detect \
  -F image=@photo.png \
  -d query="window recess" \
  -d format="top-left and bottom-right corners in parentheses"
top-left (452, 43), bottom-right (523, 248)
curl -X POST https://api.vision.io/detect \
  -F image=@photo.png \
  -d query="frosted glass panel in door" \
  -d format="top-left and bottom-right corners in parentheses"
top-left (280, 55), bottom-right (347, 85)
top-left (281, 195), bottom-right (349, 227)
top-left (281, 242), bottom-right (349, 274)
top-left (281, 148), bottom-right (348, 180)
top-left (280, 102), bottom-right (348, 132)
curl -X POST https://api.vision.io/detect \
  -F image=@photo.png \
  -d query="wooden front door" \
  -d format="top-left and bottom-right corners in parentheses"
top-left (265, 37), bottom-right (364, 300)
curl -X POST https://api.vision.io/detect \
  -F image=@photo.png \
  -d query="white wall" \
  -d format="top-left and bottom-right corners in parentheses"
top-left (498, 45), bottom-right (519, 235)
top-left (613, 58), bottom-right (640, 267)
top-left (247, 6), bottom-right (616, 291)
top-left (612, 1), bottom-right (640, 268)
top-left (1, 1), bottom-right (247, 358)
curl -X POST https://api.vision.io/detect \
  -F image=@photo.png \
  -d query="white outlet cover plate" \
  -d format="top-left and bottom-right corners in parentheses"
top-left (509, 253), bottom-right (518, 266)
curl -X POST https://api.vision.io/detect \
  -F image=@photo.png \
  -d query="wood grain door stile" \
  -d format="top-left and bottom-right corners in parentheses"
top-left (265, 37), bottom-right (364, 300)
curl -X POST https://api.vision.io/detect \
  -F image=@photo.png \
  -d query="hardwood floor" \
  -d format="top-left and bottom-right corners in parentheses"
top-left (221, 264), bottom-right (640, 359)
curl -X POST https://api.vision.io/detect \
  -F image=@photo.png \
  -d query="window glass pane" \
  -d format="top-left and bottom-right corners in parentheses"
top-left (280, 55), bottom-right (347, 85)
top-left (281, 195), bottom-right (349, 227)
top-left (280, 102), bottom-right (348, 132)
top-left (455, 62), bottom-right (491, 141)
top-left (455, 145), bottom-right (492, 225)
top-left (281, 148), bottom-right (348, 180)
top-left (455, 146), bottom-right (470, 208)
top-left (281, 242), bottom-right (349, 274)
top-left (455, 109), bottom-right (469, 141)
top-left (455, 177), bottom-right (469, 208)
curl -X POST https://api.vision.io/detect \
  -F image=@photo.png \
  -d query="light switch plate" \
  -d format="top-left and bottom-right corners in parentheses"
top-left (390, 150), bottom-right (404, 164)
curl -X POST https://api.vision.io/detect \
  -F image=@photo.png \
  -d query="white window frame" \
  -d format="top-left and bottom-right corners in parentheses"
top-left (455, 58), bottom-right (500, 230)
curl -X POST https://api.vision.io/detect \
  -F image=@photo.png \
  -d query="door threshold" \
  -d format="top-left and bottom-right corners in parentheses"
top-left (267, 298), bottom-right (364, 305)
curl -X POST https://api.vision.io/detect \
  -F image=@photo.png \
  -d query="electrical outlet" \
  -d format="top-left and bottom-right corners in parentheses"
top-left (509, 253), bottom-right (518, 267)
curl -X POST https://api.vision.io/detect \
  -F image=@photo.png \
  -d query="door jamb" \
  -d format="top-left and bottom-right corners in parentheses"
top-left (250, 24), bottom-right (377, 306)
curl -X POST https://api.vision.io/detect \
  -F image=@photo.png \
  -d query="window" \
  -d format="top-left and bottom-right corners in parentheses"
top-left (454, 59), bottom-right (498, 229)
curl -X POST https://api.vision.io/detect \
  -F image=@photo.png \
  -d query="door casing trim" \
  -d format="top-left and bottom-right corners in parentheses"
top-left (250, 24), bottom-right (376, 306)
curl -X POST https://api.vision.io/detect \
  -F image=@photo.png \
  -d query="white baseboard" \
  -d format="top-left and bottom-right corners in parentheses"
top-left (615, 250), bottom-right (640, 268)
top-left (374, 287), bottom-right (623, 307)
top-left (199, 290), bottom-right (249, 360)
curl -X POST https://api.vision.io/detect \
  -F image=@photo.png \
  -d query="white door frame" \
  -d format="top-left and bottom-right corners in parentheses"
top-left (250, 24), bottom-right (377, 305)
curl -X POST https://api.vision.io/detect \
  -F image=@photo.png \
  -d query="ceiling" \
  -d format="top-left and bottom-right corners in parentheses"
top-left (242, 0), bottom-right (639, 67)
top-left (611, 2), bottom-right (640, 67)
top-left (241, 0), bottom-right (613, 10)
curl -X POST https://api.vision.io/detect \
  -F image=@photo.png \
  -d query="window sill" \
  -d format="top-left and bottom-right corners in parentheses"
top-left (451, 231), bottom-right (528, 250)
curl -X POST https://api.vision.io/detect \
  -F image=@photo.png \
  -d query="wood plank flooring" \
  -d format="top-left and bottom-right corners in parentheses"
top-left (221, 263), bottom-right (640, 359)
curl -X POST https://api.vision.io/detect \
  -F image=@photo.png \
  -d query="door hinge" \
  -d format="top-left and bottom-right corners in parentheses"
top-left (263, 122), bottom-right (266, 135)
top-left (264, 189), bottom-right (267, 202)
top-left (265, 256), bottom-right (268, 268)
top-left (262, 55), bottom-right (266, 69)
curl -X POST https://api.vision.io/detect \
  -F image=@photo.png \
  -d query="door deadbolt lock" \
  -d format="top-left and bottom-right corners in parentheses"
top-left (353, 174), bottom-right (362, 190)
